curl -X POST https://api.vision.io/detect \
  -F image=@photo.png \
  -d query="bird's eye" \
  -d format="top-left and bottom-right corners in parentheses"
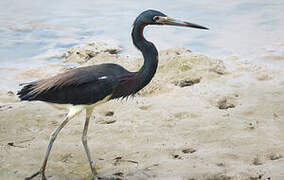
top-left (153, 16), bottom-right (160, 21)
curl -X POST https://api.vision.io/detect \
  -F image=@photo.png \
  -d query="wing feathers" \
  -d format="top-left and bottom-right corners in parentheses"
top-left (18, 64), bottom-right (131, 105)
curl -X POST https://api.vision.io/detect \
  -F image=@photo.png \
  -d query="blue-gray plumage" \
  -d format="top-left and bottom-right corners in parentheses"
top-left (19, 9), bottom-right (208, 180)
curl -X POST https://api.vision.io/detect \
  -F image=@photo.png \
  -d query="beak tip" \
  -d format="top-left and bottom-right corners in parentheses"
top-left (197, 25), bottom-right (209, 30)
top-left (198, 26), bottom-right (209, 30)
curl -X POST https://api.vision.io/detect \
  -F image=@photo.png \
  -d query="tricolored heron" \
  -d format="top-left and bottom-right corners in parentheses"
top-left (18, 9), bottom-right (208, 180)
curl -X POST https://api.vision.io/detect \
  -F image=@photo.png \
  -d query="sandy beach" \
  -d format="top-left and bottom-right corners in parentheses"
top-left (0, 43), bottom-right (284, 180)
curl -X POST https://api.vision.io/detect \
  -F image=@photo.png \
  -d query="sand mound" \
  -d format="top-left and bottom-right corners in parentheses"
top-left (139, 48), bottom-right (227, 96)
top-left (61, 42), bottom-right (121, 64)
top-left (59, 44), bottom-right (227, 97)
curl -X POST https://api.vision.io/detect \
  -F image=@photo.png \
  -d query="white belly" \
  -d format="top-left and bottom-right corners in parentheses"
top-left (48, 94), bottom-right (112, 119)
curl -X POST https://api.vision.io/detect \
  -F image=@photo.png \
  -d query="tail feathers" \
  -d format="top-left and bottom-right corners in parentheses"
top-left (17, 81), bottom-right (40, 101)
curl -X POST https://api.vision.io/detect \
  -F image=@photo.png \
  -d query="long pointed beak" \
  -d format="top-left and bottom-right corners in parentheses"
top-left (157, 16), bottom-right (209, 30)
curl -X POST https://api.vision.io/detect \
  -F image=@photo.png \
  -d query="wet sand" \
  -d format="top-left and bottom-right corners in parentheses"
top-left (0, 43), bottom-right (284, 180)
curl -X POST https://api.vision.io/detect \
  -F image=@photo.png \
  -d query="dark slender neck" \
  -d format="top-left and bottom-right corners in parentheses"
top-left (131, 22), bottom-right (158, 89)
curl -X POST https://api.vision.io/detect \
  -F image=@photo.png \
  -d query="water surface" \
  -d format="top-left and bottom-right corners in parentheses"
top-left (1, 0), bottom-right (284, 89)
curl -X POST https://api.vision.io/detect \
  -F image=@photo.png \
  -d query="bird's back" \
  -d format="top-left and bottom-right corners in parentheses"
top-left (18, 64), bottom-right (132, 105)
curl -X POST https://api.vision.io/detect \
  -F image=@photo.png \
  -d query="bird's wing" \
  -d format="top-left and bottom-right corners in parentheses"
top-left (18, 64), bottom-right (130, 105)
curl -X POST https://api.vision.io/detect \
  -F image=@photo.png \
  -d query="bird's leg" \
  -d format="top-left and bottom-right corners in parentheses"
top-left (26, 108), bottom-right (82, 180)
top-left (82, 107), bottom-right (98, 179)
top-left (25, 117), bottom-right (71, 180)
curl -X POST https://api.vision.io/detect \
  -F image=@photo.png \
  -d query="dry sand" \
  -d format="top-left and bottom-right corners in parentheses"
top-left (0, 43), bottom-right (284, 180)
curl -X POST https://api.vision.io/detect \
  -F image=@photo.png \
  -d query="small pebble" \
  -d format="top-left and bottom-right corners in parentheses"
top-left (172, 154), bottom-right (182, 159)
top-left (216, 162), bottom-right (225, 167)
top-left (269, 154), bottom-right (282, 160)
top-left (113, 172), bottom-right (124, 177)
top-left (105, 120), bottom-right (116, 124)
top-left (97, 119), bottom-right (116, 124)
top-left (105, 111), bottom-right (114, 116)
top-left (176, 78), bottom-right (201, 87)
top-left (252, 157), bottom-right (262, 165)
top-left (182, 148), bottom-right (196, 154)
top-left (7, 91), bottom-right (15, 96)
top-left (217, 98), bottom-right (236, 110)
top-left (114, 156), bottom-right (122, 160)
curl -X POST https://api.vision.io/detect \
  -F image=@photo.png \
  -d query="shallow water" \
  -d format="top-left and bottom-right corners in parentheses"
top-left (0, 0), bottom-right (284, 90)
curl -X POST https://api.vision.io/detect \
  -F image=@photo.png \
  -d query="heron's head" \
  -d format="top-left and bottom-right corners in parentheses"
top-left (134, 9), bottom-right (208, 30)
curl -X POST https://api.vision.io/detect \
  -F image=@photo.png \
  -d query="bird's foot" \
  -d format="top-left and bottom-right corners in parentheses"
top-left (25, 169), bottom-right (47, 180)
